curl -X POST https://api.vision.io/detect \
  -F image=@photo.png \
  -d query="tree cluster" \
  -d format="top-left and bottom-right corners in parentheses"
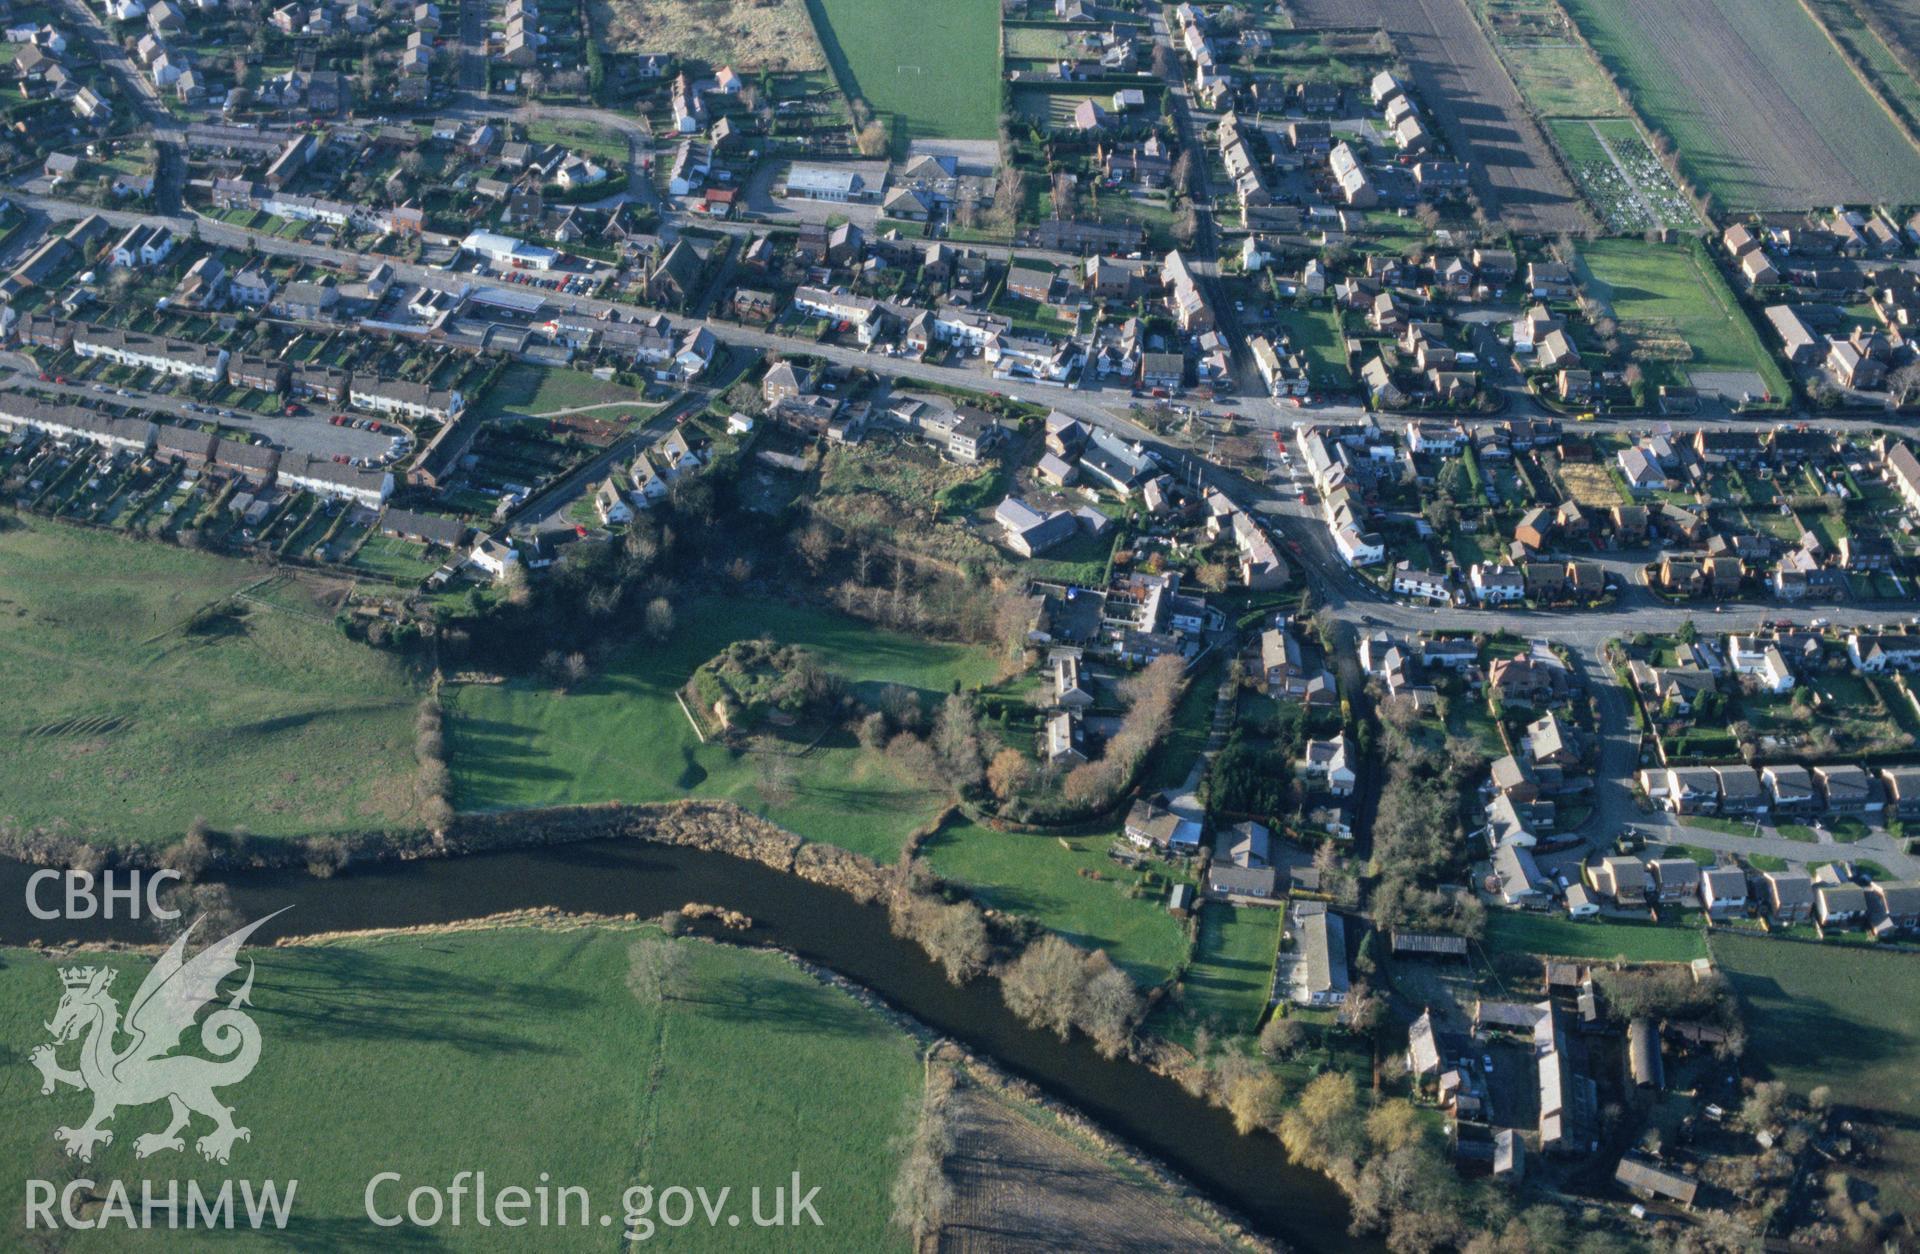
top-left (999, 933), bottom-right (1143, 1059)
top-left (1059, 655), bottom-right (1186, 814)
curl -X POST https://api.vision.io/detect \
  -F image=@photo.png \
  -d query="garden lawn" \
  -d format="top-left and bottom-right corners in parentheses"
top-left (1175, 904), bottom-right (1283, 1033)
top-left (522, 119), bottom-right (628, 165)
top-left (0, 925), bottom-right (921, 1251)
top-left (1272, 304), bottom-right (1350, 389)
top-left (1712, 931), bottom-right (1920, 1220)
top-left (806, 0), bottom-right (1001, 144)
top-left (921, 818), bottom-right (1191, 985)
top-left (1485, 910), bottom-right (1706, 962)
top-left (1576, 239), bottom-right (1789, 400)
top-left (447, 596), bottom-right (998, 862)
top-left (349, 533), bottom-right (441, 584)
top-left (0, 520), bottom-right (422, 846)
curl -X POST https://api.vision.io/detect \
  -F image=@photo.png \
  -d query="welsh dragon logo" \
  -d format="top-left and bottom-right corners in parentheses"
top-left (30, 910), bottom-right (285, 1165)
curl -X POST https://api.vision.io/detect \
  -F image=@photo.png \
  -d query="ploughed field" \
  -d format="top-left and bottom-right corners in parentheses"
top-left (1289, 0), bottom-right (1587, 233)
top-left (1561, 0), bottom-right (1920, 209)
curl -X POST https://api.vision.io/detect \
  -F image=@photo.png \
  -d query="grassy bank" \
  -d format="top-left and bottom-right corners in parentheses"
top-left (0, 519), bottom-right (422, 846)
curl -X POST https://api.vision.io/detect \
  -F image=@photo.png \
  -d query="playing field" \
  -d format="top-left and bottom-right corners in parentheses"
top-left (1562, 0), bottom-right (1920, 209)
top-left (1577, 238), bottom-right (1790, 401)
top-left (447, 596), bottom-right (998, 861)
top-left (0, 520), bottom-right (422, 846)
top-left (805, 0), bottom-right (1001, 143)
top-left (0, 923), bottom-right (922, 1250)
top-left (1712, 932), bottom-right (1920, 1220)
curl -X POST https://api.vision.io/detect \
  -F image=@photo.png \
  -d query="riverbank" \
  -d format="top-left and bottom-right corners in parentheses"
top-left (0, 833), bottom-right (1361, 1250)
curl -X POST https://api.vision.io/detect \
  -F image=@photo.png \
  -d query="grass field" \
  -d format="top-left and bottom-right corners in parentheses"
top-left (447, 596), bottom-right (997, 861)
top-left (1712, 932), bottom-right (1920, 1219)
top-left (806, 0), bottom-right (1001, 144)
top-left (1485, 909), bottom-right (1707, 963)
top-left (1577, 239), bottom-right (1791, 400)
top-left (0, 924), bottom-right (921, 1250)
top-left (1561, 0), bottom-right (1920, 209)
top-left (0, 521), bottom-right (423, 846)
top-left (473, 362), bottom-right (656, 420)
top-left (921, 818), bottom-right (1191, 985)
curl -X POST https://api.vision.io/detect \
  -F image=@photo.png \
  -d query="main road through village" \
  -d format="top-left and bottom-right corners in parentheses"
top-left (16, 116), bottom-right (1920, 882)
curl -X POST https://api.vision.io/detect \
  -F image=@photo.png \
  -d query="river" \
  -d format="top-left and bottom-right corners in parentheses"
top-left (0, 841), bottom-right (1364, 1251)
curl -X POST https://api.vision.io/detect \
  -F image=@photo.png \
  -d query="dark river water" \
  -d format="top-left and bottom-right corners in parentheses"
top-left (0, 841), bottom-right (1365, 1250)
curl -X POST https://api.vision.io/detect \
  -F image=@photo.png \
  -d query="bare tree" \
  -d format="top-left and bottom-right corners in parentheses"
top-left (1077, 953), bottom-right (1141, 1058)
top-left (1889, 362), bottom-right (1920, 408)
top-left (999, 934), bottom-right (1086, 1039)
top-left (644, 596), bottom-right (675, 641)
top-left (625, 935), bottom-right (689, 1003)
top-left (890, 1069), bottom-right (955, 1242)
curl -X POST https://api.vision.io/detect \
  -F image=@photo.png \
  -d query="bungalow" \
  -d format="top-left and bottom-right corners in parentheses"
top-left (1208, 821), bottom-right (1278, 900)
top-left (1124, 797), bottom-right (1201, 853)
top-left (1494, 841), bottom-right (1550, 908)
top-left (1768, 305), bottom-right (1822, 364)
top-left (1617, 446), bottom-right (1666, 493)
top-left (1289, 904), bottom-right (1350, 1007)
top-left (1053, 651), bottom-right (1095, 712)
top-left (1043, 711), bottom-right (1086, 767)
